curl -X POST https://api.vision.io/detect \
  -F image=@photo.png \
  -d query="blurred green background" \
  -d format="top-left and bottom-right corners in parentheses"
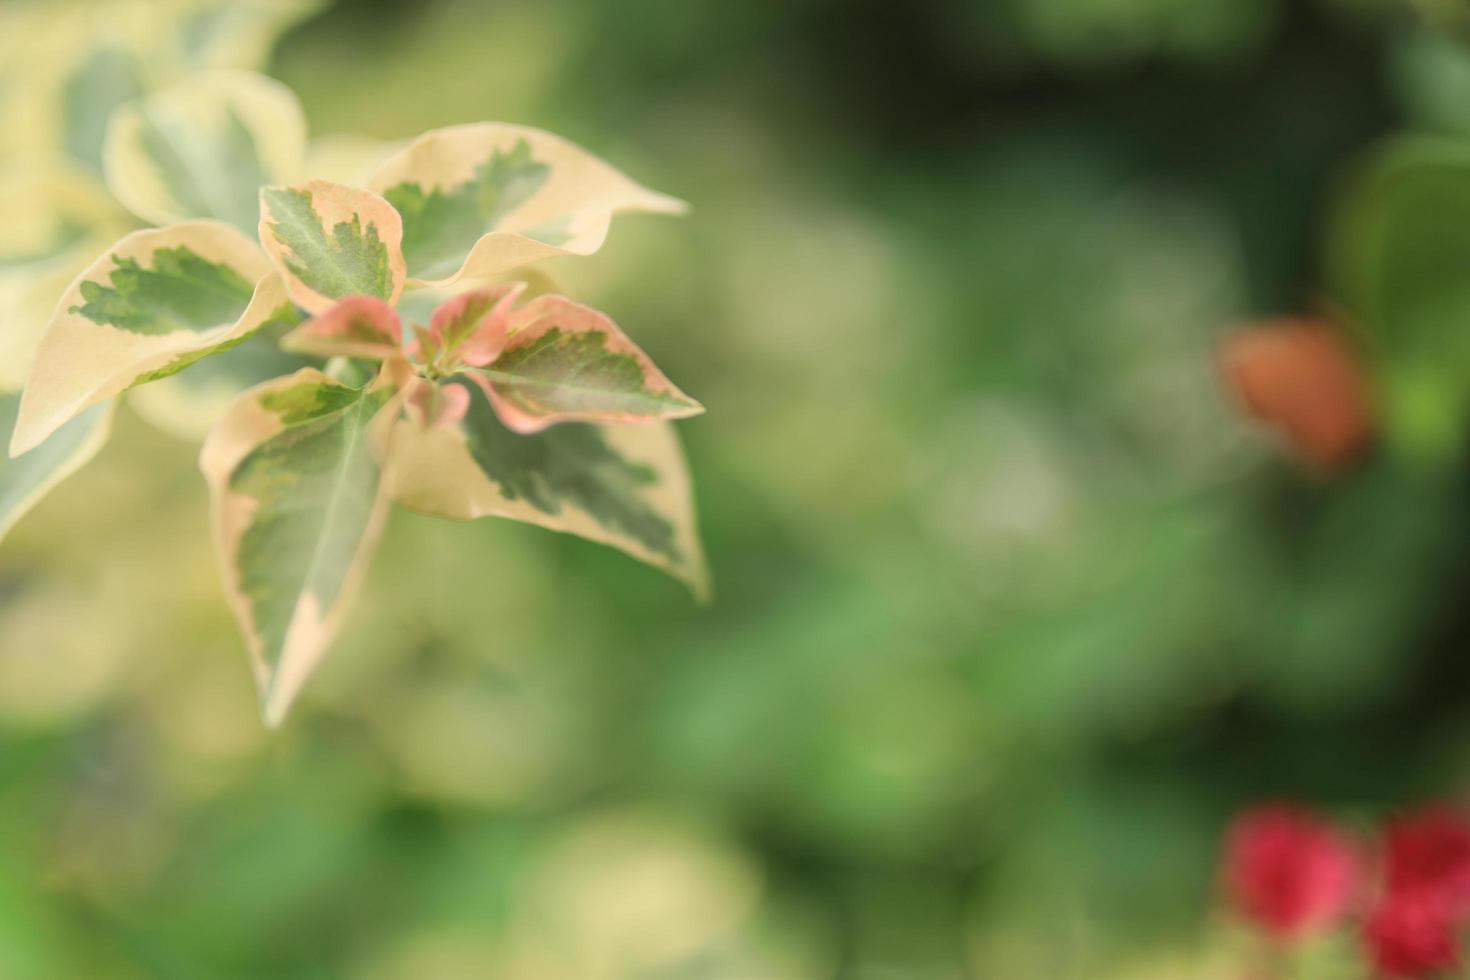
top-left (9, 0), bottom-right (1470, 976)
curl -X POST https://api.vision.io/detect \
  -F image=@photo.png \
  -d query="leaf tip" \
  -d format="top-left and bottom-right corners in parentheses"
top-left (637, 189), bottom-right (690, 216)
top-left (8, 412), bottom-right (46, 459)
top-left (260, 685), bottom-right (294, 729)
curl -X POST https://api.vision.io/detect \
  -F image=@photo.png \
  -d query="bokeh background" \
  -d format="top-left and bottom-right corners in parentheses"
top-left (6, 0), bottom-right (1470, 976)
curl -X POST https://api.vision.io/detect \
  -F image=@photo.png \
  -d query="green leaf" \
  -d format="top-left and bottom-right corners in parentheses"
top-left (384, 138), bottom-right (551, 280)
top-left (1329, 138), bottom-right (1470, 463)
top-left (466, 294), bottom-right (702, 433)
top-left (201, 369), bottom-right (398, 725)
top-left (258, 181), bottom-right (405, 313)
top-left (70, 246), bottom-right (256, 336)
top-left (0, 393), bottom-right (113, 545)
top-left (386, 380), bottom-right (709, 598)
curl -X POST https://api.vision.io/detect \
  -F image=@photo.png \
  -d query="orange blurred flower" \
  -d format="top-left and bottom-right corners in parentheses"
top-left (1218, 318), bottom-right (1374, 473)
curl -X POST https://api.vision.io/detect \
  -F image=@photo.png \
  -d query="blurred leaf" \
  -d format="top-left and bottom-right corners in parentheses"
top-left (0, 394), bottom-right (113, 546)
top-left (1391, 29), bottom-right (1470, 136)
top-left (1330, 138), bottom-right (1470, 462)
top-left (61, 44), bottom-right (146, 174)
top-left (105, 70), bottom-right (307, 231)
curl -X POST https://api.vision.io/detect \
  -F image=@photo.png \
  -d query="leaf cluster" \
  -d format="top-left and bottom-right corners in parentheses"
top-left (1, 46), bottom-right (706, 724)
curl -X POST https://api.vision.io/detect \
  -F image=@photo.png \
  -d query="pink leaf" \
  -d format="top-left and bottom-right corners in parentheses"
top-left (469, 294), bottom-right (702, 434)
top-left (282, 295), bottom-right (404, 362)
top-left (427, 282), bottom-right (524, 368)
top-left (405, 380), bottom-right (471, 430)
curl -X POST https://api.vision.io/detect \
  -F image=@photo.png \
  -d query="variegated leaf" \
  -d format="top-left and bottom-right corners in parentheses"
top-left (1, 0), bottom-right (317, 171)
top-left (386, 380), bottom-right (710, 599)
top-left (10, 221), bottom-right (287, 456)
top-left (10, 5), bottom-right (169, 171)
top-left (368, 123), bottom-right (686, 288)
top-left (259, 180), bottom-right (405, 313)
top-left (422, 282), bottom-right (523, 369)
top-left (0, 392), bottom-right (113, 545)
top-left (2, 7), bottom-right (155, 170)
top-left (468, 294), bottom-right (702, 433)
top-left (280, 295), bottom-right (404, 362)
top-left (200, 367), bottom-right (400, 726)
top-left (104, 70), bottom-right (306, 231)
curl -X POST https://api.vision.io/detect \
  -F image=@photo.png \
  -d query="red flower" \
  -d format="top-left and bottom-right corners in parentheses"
top-left (1365, 891), bottom-right (1461, 978)
top-left (1386, 806), bottom-right (1470, 915)
top-left (1224, 804), bottom-right (1359, 940)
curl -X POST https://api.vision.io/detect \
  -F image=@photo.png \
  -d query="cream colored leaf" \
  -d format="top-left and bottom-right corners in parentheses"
top-left (368, 123), bottom-right (686, 289)
top-left (10, 221), bottom-right (286, 456)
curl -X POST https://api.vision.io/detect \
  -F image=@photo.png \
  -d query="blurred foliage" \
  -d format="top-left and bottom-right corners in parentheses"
top-left (7, 0), bottom-right (1470, 977)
